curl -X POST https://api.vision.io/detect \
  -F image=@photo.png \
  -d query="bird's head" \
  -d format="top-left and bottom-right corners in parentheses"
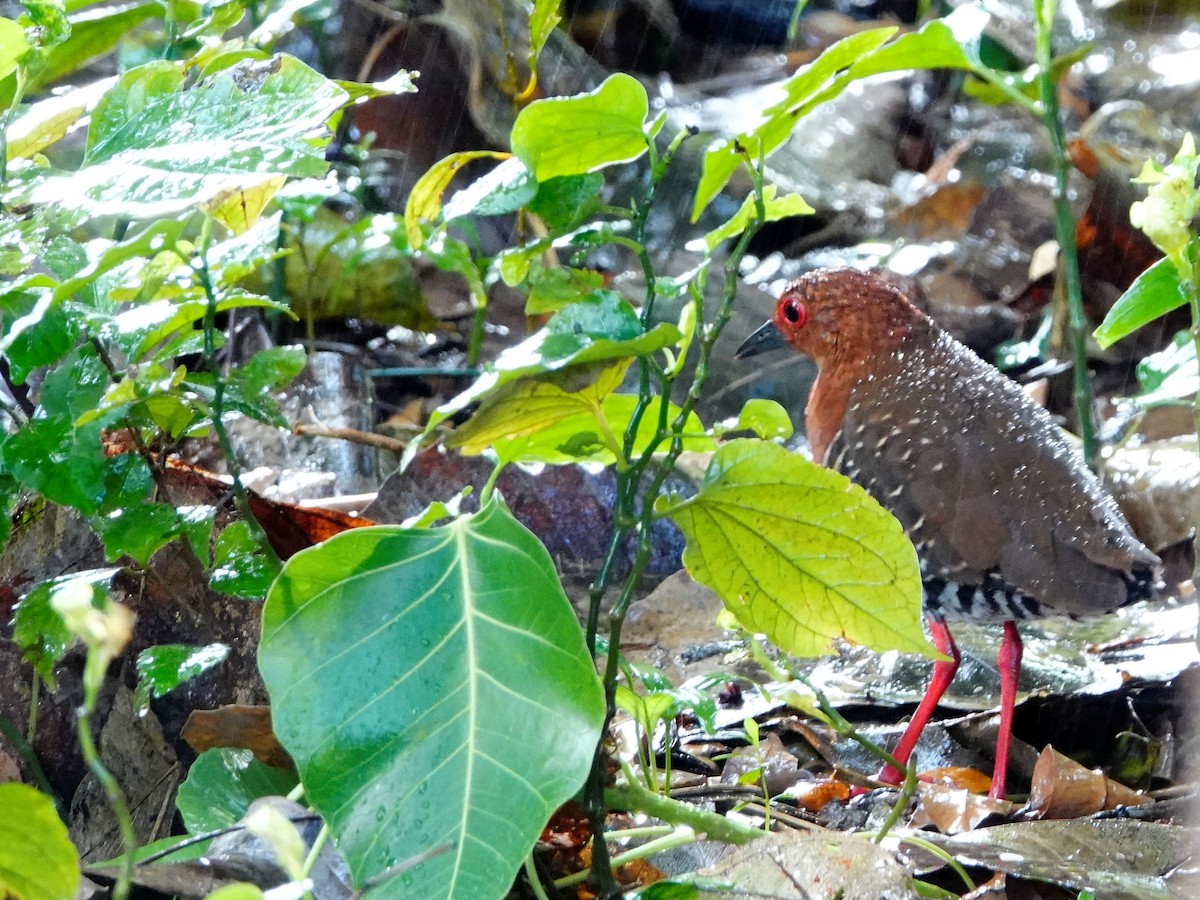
top-left (736, 268), bottom-right (926, 367)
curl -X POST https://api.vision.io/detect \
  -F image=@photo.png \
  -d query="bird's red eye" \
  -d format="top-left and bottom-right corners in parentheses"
top-left (781, 296), bottom-right (807, 327)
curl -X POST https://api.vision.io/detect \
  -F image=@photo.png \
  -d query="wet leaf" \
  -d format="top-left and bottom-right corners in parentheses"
top-left (93, 501), bottom-right (180, 565)
top-left (23, 55), bottom-right (347, 220)
top-left (404, 150), bottom-right (509, 249)
top-left (1096, 256), bottom-right (1190, 349)
top-left (1136, 330), bottom-right (1199, 407)
top-left (916, 819), bottom-right (1189, 900)
top-left (0, 783), bottom-right (79, 900)
top-left (692, 187), bottom-right (813, 253)
top-left (668, 440), bottom-right (930, 658)
top-left (720, 398), bottom-right (793, 440)
top-left (176, 747), bottom-right (298, 834)
top-left (134, 642), bottom-right (231, 715)
top-left (2, 415), bottom-right (105, 514)
top-left (210, 520), bottom-right (280, 599)
top-left (259, 496), bottom-right (605, 900)
top-left (1027, 746), bottom-right (1150, 819)
top-left (526, 173), bottom-right (603, 232)
top-left (442, 156), bottom-right (537, 222)
top-left (692, 27), bottom-right (896, 220)
top-left (283, 208), bottom-right (437, 329)
top-left (511, 73), bottom-right (649, 180)
top-left (909, 782), bottom-right (1012, 833)
top-left (11, 569), bottom-right (119, 688)
top-left (416, 291), bottom-right (682, 445)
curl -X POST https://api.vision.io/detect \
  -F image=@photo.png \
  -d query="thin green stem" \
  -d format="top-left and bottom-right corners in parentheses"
top-left (192, 221), bottom-right (282, 570)
top-left (1035, 0), bottom-right (1097, 467)
top-left (77, 705), bottom-right (136, 899)
top-left (299, 823), bottom-right (330, 883)
top-left (524, 854), bottom-right (552, 900)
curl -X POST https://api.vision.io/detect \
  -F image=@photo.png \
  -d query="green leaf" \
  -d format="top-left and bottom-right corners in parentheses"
top-left (259, 497), bottom-right (605, 899)
top-left (525, 173), bottom-right (603, 232)
top-left (511, 73), bottom-right (649, 180)
top-left (692, 27), bottom-right (897, 220)
top-left (527, 0), bottom-right (560, 64)
top-left (1094, 256), bottom-right (1190, 349)
top-left (693, 187), bottom-right (813, 253)
top-left (5, 1), bottom-right (160, 100)
top-left (442, 157), bottom-right (537, 221)
top-left (1136, 331), bottom-right (1199, 407)
top-left (11, 569), bottom-right (120, 688)
top-left (668, 440), bottom-right (930, 658)
top-left (176, 748), bottom-right (298, 835)
top-left (524, 266), bottom-right (606, 316)
top-left (718, 398), bottom-right (794, 441)
top-left (6, 76), bottom-right (113, 160)
top-left (2, 415), bottom-right (105, 514)
top-left (846, 5), bottom-right (990, 79)
top-left (284, 208), bottom-right (437, 329)
top-left (403, 150), bottom-right (509, 248)
top-left (93, 502), bottom-right (180, 565)
top-left (23, 55), bottom-right (347, 220)
top-left (134, 642), bottom-right (230, 714)
top-left (418, 291), bottom-right (682, 441)
top-left (0, 783), bottom-right (80, 900)
top-left (210, 521), bottom-right (280, 599)
top-left (0, 18), bottom-right (29, 82)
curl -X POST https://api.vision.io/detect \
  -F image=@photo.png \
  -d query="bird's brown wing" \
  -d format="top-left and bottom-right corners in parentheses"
top-left (830, 331), bottom-right (1157, 617)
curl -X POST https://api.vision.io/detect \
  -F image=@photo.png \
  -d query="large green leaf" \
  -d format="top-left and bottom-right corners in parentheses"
top-left (23, 55), bottom-right (347, 220)
top-left (511, 73), bottom-right (650, 180)
top-left (259, 497), bottom-right (604, 899)
top-left (0, 784), bottom-right (80, 900)
top-left (668, 440), bottom-right (930, 658)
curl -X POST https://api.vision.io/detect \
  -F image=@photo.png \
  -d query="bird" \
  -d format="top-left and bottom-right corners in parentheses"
top-left (735, 267), bottom-right (1161, 801)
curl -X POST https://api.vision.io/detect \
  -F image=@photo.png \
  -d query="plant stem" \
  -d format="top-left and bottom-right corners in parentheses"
top-left (77, 704), bottom-right (136, 899)
top-left (1035, 0), bottom-right (1097, 467)
top-left (192, 221), bottom-right (282, 570)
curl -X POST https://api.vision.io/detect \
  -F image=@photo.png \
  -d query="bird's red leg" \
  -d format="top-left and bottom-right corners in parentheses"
top-left (878, 617), bottom-right (960, 786)
top-left (990, 620), bottom-right (1023, 801)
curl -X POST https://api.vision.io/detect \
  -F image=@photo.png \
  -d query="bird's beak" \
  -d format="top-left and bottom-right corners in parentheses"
top-left (736, 320), bottom-right (786, 359)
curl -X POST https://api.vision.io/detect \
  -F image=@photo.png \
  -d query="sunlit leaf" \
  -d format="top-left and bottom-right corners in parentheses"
top-left (668, 440), bottom-right (930, 658)
top-left (511, 73), bottom-right (649, 180)
top-left (0, 784), bottom-right (80, 900)
top-left (22, 55), bottom-right (347, 220)
top-left (416, 291), bottom-right (682, 447)
top-left (692, 187), bottom-right (813, 253)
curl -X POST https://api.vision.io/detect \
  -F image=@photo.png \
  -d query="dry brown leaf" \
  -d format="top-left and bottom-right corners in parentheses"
top-left (181, 704), bottom-right (293, 770)
top-left (910, 783), bottom-right (1014, 833)
top-left (1027, 746), bottom-right (1151, 819)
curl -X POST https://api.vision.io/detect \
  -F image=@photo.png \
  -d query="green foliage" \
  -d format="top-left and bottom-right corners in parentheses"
top-left (0, 783), bottom-right (80, 900)
top-left (1096, 135), bottom-right (1200, 410)
top-left (511, 72), bottom-right (654, 180)
top-left (668, 440), bottom-right (929, 658)
top-left (176, 747), bottom-right (298, 834)
top-left (259, 497), bottom-right (605, 899)
top-left (134, 642), bottom-right (231, 713)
